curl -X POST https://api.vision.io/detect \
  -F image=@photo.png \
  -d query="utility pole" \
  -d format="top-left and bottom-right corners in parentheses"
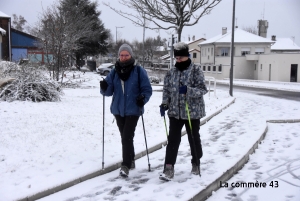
top-left (168, 34), bottom-right (176, 69)
top-left (116, 26), bottom-right (124, 60)
top-left (142, 12), bottom-right (146, 68)
top-left (229, 0), bottom-right (236, 96)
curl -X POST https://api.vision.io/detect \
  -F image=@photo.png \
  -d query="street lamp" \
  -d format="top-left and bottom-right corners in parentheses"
top-left (116, 26), bottom-right (124, 44)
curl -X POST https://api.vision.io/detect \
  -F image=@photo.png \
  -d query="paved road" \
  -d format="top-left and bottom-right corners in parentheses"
top-left (214, 83), bottom-right (300, 102)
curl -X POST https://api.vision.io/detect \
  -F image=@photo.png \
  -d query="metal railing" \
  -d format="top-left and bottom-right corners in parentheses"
top-left (205, 76), bottom-right (217, 98)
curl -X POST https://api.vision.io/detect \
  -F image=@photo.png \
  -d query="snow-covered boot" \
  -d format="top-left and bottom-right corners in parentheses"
top-left (130, 160), bottom-right (135, 170)
top-left (120, 165), bottom-right (129, 177)
top-left (191, 163), bottom-right (201, 176)
top-left (159, 164), bottom-right (174, 181)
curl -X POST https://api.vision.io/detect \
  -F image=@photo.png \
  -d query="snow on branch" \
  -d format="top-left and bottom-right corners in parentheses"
top-left (0, 63), bottom-right (63, 102)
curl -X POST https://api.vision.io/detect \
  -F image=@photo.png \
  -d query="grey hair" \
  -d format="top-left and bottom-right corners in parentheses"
top-left (174, 42), bottom-right (188, 50)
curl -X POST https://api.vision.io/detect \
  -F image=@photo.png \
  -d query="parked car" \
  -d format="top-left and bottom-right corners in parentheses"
top-left (148, 76), bottom-right (160, 84)
top-left (96, 63), bottom-right (114, 75)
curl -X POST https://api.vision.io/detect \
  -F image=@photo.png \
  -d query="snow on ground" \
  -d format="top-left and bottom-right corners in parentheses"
top-left (1, 71), bottom-right (300, 201)
top-left (37, 91), bottom-right (300, 201)
top-left (0, 71), bottom-right (232, 201)
top-left (207, 123), bottom-right (300, 201)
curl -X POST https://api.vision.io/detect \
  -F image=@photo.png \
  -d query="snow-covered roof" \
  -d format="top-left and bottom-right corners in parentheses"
top-left (0, 27), bottom-right (6, 35)
top-left (184, 38), bottom-right (206, 45)
top-left (199, 28), bottom-right (274, 45)
top-left (0, 11), bottom-right (10, 18)
top-left (271, 38), bottom-right (300, 50)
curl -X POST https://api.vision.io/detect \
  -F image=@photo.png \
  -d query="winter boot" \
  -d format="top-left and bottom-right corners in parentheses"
top-left (159, 164), bottom-right (174, 181)
top-left (120, 165), bottom-right (129, 177)
top-left (191, 163), bottom-right (201, 176)
top-left (130, 160), bottom-right (135, 170)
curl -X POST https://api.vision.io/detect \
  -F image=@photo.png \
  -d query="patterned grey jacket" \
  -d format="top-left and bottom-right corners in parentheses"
top-left (162, 63), bottom-right (208, 120)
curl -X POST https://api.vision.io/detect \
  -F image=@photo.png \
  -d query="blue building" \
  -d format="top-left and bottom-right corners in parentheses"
top-left (11, 28), bottom-right (39, 62)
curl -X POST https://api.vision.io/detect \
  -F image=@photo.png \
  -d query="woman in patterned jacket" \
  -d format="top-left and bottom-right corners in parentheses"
top-left (159, 42), bottom-right (208, 181)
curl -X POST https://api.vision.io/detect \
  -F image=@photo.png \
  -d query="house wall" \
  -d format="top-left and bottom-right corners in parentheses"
top-left (188, 39), bottom-right (204, 64)
top-left (258, 53), bottom-right (300, 82)
top-left (0, 17), bottom-right (11, 60)
top-left (12, 48), bottom-right (27, 62)
top-left (233, 57), bottom-right (255, 79)
top-left (203, 57), bottom-right (230, 79)
top-left (200, 44), bottom-right (215, 64)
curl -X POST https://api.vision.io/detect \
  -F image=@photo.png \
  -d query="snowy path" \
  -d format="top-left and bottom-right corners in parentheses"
top-left (38, 91), bottom-right (300, 201)
top-left (0, 72), bottom-right (234, 201)
top-left (207, 123), bottom-right (300, 201)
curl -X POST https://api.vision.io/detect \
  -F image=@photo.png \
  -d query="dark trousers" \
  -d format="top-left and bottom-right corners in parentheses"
top-left (164, 117), bottom-right (203, 168)
top-left (115, 115), bottom-right (140, 169)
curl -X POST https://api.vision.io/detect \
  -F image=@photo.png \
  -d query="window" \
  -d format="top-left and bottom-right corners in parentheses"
top-left (254, 64), bottom-right (256, 70)
top-left (211, 47), bottom-right (213, 56)
top-left (255, 47), bottom-right (265, 54)
top-left (261, 64), bottom-right (263, 70)
top-left (208, 55), bottom-right (210, 60)
top-left (208, 66), bottom-right (211, 71)
top-left (202, 66), bottom-right (206, 71)
top-left (241, 47), bottom-right (250, 56)
top-left (193, 53), bottom-right (197, 58)
top-left (219, 47), bottom-right (229, 56)
top-left (213, 66), bottom-right (216, 71)
top-left (218, 64), bottom-right (222, 72)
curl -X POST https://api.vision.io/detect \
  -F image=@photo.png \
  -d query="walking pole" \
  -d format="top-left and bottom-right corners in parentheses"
top-left (140, 109), bottom-right (151, 172)
top-left (163, 115), bottom-right (168, 141)
top-left (100, 81), bottom-right (105, 170)
top-left (185, 101), bottom-right (201, 177)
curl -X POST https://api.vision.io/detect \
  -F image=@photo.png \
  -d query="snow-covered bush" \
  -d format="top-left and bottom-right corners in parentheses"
top-left (0, 63), bottom-right (63, 102)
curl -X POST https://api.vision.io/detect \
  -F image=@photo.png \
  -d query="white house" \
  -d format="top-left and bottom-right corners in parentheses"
top-left (199, 27), bottom-right (300, 83)
top-left (160, 37), bottom-right (206, 65)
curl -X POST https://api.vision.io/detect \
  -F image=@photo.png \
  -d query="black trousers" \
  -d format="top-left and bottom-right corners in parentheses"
top-left (114, 115), bottom-right (140, 169)
top-left (164, 117), bottom-right (203, 168)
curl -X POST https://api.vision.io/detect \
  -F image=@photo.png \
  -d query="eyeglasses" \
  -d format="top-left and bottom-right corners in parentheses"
top-left (119, 54), bottom-right (130, 58)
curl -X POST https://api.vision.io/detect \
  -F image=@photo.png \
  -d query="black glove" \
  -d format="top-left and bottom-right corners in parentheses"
top-left (100, 79), bottom-right (108, 91)
top-left (136, 94), bottom-right (145, 107)
top-left (159, 104), bottom-right (168, 116)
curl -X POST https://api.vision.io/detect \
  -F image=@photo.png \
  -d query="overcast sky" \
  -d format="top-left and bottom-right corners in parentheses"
top-left (1, 0), bottom-right (300, 45)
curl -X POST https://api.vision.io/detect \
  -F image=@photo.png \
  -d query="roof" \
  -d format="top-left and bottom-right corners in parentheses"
top-left (0, 11), bottom-right (10, 18)
top-left (199, 28), bottom-right (274, 45)
top-left (0, 27), bottom-right (6, 35)
top-left (11, 28), bottom-right (39, 40)
top-left (184, 38), bottom-right (206, 45)
top-left (271, 38), bottom-right (300, 50)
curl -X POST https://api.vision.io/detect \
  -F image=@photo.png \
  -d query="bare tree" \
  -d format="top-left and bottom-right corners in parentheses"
top-left (36, 4), bottom-right (96, 81)
top-left (103, 0), bottom-right (222, 42)
top-left (242, 25), bottom-right (258, 35)
top-left (12, 14), bottom-right (27, 31)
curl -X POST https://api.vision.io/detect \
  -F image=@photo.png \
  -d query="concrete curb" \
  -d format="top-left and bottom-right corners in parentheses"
top-left (189, 119), bottom-right (300, 201)
top-left (216, 82), bottom-right (300, 93)
top-left (18, 99), bottom-right (236, 201)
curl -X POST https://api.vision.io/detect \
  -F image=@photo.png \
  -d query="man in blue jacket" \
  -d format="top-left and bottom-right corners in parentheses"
top-left (100, 44), bottom-right (152, 177)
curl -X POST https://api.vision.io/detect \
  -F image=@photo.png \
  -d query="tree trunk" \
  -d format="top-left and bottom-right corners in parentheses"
top-left (177, 26), bottom-right (183, 42)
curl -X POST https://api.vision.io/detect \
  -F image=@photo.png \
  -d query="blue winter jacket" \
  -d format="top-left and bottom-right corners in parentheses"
top-left (100, 66), bottom-right (152, 117)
